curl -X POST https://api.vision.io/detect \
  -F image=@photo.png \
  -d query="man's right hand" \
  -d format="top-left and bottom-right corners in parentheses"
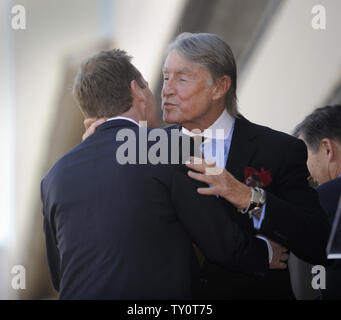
top-left (269, 239), bottom-right (289, 269)
top-left (82, 118), bottom-right (107, 141)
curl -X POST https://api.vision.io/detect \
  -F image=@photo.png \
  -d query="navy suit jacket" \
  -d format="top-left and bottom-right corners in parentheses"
top-left (317, 177), bottom-right (341, 299)
top-left (169, 116), bottom-right (331, 299)
top-left (41, 119), bottom-right (269, 299)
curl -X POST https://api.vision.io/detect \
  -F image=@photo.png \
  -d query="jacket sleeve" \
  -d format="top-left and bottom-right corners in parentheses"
top-left (169, 164), bottom-right (269, 278)
top-left (259, 139), bottom-right (331, 265)
top-left (41, 179), bottom-right (60, 292)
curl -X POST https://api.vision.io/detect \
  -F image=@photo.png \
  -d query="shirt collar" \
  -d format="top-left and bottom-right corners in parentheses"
top-left (106, 116), bottom-right (141, 127)
top-left (181, 109), bottom-right (234, 140)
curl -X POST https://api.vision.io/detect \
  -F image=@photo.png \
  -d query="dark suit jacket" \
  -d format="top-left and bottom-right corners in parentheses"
top-left (317, 177), bottom-right (341, 299)
top-left (169, 116), bottom-right (330, 299)
top-left (41, 119), bottom-right (269, 299)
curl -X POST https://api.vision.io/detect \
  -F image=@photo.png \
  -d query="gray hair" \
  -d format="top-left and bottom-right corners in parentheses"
top-left (166, 32), bottom-right (238, 117)
top-left (293, 105), bottom-right (341, 153)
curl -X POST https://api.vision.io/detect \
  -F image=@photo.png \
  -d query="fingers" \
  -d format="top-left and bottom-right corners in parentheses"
top-left (82, 123), bottom-right (96, 141)
top-left (186, 157), bottom-right (223, 176)
top-left (93, 118), bottom-right (107, 128)
top-left (277, 262), bottom-right (288, 270)
top-left (82, 118), bottom-right (106, 141)
top-left (205, 166), bottom-right (225, 176)
top-left (186, 157), bottom-right (215, 170)
top-left (197, 187), bottom-right (218, 195)
top-left (84, 118), bottom-right (98, 130)
top-left (187, 170), bottom-right (212, 184)
top-left (270, 260), bottom-right (288, 270)
top-left (281, 253), bottom-right (290, 262)
top-left (186, 162), bottom-right (206, 174)
top-left (268, 239), bottom-right (290, 269)
top-left (82, 130), bottom-right (93, 141)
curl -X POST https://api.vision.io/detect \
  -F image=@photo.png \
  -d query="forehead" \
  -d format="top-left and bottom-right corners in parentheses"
top-left (162, 50), bottom-right (207, 75)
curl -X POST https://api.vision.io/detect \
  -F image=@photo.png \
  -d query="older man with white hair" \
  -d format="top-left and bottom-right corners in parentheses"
top-left (163, 32), bottom-right (330, 299)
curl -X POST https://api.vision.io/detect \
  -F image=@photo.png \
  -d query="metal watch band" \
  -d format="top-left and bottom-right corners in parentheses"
top-left (239, 187), bottom-right (266, 218)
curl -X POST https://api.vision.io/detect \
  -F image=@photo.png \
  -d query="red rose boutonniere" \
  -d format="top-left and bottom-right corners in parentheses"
top-left (244, 167), bottom-right (272, 188)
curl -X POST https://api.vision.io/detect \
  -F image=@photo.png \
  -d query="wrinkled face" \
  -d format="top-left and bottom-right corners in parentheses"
top-left (141, 77), bottom-right (159, 128)
top-left (300, 136), bottom-right (329, 185)
top-left (161, 50), bottom-right (219, 131)
top-left (306, 147), bottom-right (328, 185)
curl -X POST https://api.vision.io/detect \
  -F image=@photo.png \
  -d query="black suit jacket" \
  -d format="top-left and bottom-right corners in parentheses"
top-left (169, 116), bottom-right (330, 299)
top-left (41, 119), bottom-right (269, 299)
top-left (317, 177), bottom-right (341, 299)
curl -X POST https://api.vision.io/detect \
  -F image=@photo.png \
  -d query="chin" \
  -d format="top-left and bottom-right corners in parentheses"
top-left (163, 111), bottom-right (181, 125)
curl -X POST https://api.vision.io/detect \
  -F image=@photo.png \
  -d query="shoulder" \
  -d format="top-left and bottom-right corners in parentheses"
top-left (317, 178), bottom-right (341, 220)
top-left (238, 116), bottom-right (307, 158)
top-left (317, 177), bottom-right (341, 196)
top-left (41, 141), bottom-right (86, 190)
top-left (250, 118), bottom-right (302, 146)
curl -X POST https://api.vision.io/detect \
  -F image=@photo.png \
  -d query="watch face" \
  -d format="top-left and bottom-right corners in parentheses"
top-left (252, 189), bottom-right (262, 205)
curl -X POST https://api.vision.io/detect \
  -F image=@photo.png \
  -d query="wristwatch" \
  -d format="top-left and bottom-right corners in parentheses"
top-left (240, 187), bottom-right (266, 219)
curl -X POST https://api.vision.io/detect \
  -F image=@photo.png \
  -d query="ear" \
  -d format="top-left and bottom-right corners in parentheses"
top-left (320, 138), bottom-right (335, 160)
top-left (130, 80), bottom-right (146, 102)
top-left (212, 75), bottom-right (231, 101)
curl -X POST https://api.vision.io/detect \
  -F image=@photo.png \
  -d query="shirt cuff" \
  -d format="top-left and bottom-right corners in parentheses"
top-left (252, 203), bottom-right (266, 230)
top-left (256, 235), bottom-right (273, 263)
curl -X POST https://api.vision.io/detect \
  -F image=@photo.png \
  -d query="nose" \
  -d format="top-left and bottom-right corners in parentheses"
top-left (161, 78), bottom-right (175, 98)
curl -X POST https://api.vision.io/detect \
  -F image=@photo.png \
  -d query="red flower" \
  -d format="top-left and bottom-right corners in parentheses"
top-left (244, 167), bottom-right (272, 188)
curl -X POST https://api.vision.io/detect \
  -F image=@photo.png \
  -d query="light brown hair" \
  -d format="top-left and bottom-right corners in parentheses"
top-left (73, 49), bottom-right (145, 118)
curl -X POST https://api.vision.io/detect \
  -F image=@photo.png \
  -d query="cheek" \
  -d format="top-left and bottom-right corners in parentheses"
top-left (177, 88), bottom-right (194, 105)
top-left (177, 91), bottom-right (203, 115)
top-left (307, 157), bottom-right (316, 173)
top-left (307, 155), bottom-right (323, 181)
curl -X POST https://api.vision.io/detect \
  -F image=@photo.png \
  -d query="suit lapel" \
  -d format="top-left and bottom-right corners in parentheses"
top-left (171, 119), bottom-right (259, 178)
top-left (226, 116), bottom-right (258, 183)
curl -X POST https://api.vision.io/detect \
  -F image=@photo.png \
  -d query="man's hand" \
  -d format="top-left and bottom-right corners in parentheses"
top-left (185, 156), bottom-right (251, 210)
top-left (82, 117), bottom-right (107, 141)
top-left (269, 239), bottom-right (289, 269)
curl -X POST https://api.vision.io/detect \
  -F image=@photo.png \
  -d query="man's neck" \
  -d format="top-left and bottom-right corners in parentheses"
top-left (181, 109), bottom-right (234, 139)
top-left (180, 101), bottom-right (226, 132)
